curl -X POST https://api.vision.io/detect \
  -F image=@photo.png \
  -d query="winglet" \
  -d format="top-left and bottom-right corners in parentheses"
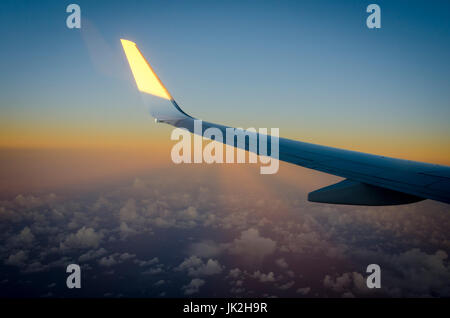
top-left (120, 39), bottom-right (172, 100)
top-left (121, 39), bottom-right (192, 120)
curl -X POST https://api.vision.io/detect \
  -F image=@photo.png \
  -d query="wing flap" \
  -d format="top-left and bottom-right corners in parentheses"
top-left (308, 179), bottom-right (424, 205)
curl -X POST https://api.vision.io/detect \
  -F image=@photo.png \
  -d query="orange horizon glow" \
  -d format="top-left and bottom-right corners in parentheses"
top-left (0, 133), bottom-right (448, 196)
top-left (1, 127), bottom-right (448, 166)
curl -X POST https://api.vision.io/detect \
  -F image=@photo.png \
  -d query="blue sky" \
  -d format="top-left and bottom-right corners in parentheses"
top-left (0, 0), bottom-right (449, 162)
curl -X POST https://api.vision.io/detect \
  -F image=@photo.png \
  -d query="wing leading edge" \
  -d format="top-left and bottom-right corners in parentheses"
top-left (121, 39), bottom-right (450, 206)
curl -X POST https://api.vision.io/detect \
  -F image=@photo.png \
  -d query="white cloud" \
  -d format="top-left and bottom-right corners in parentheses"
top-left (178, 206), bottom-right (198, 220)
top-left (228, 268), bottom-right (242, 279)
top-left (278, 281), bottom-right (295, 290)
top-left (13, 226), bottom-right (35, 246)
top-left (176, 256), bottom-right (223, 277)
top-left (176, 256), bottom-right (202, 271)
top-left (119, 252), bottom-right (135, 261)
top-left (324, 272), bottom-right (354, 293)
top-left (252, 271), bottom-right (276, 283)
top-left (201, 259), bottom-right (224, 276)
top-left (119, 199), bottom-right (138, 222)
top-left (142, 266), bottom-right (164, 275)
top-left (14, 193), bottom-right (56, 208)
top-left (227, 228), bottom-right (276, 262)
top-left (79, 248), bottom-right (107, 262)
top-left (189, 240), bottom-right (223, 258)
top-left (119, 222), bottom-right (137, 238)
top-left (132, 178), bottom-right (147, 190)
top-left (60, 227), bottom-right (103, 250)
top-left (381, 248), bottom-right (450, 296)
top-left (230, 287), bottom-right (245, 294)
top-left (323, 272), bottom-right (368, 296)
top-left (296, 287), bottom-right (311, 295)
top-left (182, 278), bottom-right (205, 295)
top-left (5, 250), bottom-right (27, 266)
top-left (98, 255), bottom-right (118, 267)
top-left (98, 252), bottom-right (137, 267)
top-left (135, 257), bottom-right (159, 267)
top-left (275, 258), bottom-right (288, 269)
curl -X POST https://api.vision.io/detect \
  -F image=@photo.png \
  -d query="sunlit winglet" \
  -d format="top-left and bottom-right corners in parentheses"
top-left (120, 39), bottom-right (172, 100)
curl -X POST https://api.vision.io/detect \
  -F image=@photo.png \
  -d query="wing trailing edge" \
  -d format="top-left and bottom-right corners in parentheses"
top-left (308, 179), bottom-right (424, 205)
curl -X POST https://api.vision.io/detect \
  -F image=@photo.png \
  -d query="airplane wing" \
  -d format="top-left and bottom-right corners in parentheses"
top-left (121, 39), bottom-right (450, 206)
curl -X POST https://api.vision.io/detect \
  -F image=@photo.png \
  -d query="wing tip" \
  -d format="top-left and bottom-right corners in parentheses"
top-left (120, 38), bottom-right (192, 120)
top-left (120, 38), bottom-right (136, 46)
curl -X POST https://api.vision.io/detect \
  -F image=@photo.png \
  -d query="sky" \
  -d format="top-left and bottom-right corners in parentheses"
top-left (0, 1), bottom-right (449, 160)
top-left (0, 0), bottom-right (449, 298)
